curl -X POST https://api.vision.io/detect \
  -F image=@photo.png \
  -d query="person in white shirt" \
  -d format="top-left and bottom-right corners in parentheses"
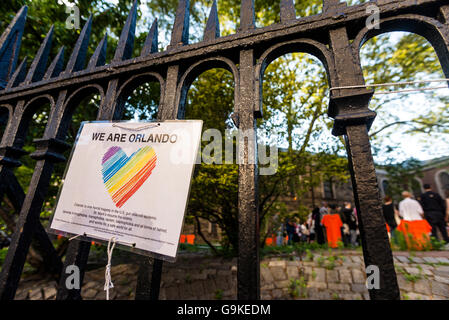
top-left (399, 191), bottom-right (424, 221)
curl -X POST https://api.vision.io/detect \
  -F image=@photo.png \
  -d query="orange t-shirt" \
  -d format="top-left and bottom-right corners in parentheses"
top-left (321, 214), bottom-right (343, 248)
top-left (397, 220), bottom-right (432, 250)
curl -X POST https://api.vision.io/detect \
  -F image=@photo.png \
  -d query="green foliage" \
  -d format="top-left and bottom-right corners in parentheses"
top-left (0, 248), bottom-right (7, 266)
top-left (325, 256), bottom-right (336, 270)
top-left (257, 53), bottom-right (349, 248)
top-left (381, 158), bottom-right (424, 202)
top-left (179, 243), bottom-right (200, 252)
top-left (362, 33), bottom-right (448, 159)
top-left (288, 277), bottom-right (307, 299)
top-left (144, 0), bottom-right (323, 41)
top-left (260, 241), bottom-right (329, 258)
top-left (331, 292), bottom-right (340, 300)
top-left (430, 237), bottom-right (447, 251)
top-left (391, 228), bottom-right (446, 252)
top-left (312, 252), bottom-right (344, 270)
top-left (214, 289), bottom-right (224, 300)
top-left (304, 249), bottom-right (314, 262)
top-left (0, 247), bottom-right (35, 274)
top-left (0, 0), bottom-right (139, 64)
top-left (316, 256), bottom-right (325, 267)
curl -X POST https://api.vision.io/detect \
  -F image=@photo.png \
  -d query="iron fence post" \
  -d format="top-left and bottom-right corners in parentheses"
top-left (237, 48), bottom-right (260, 300)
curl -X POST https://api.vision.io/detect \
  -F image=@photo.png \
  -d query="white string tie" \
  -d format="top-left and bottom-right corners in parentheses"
top-left (104, 236), bottom-right (116, 300)
top-left (112, 123), bottom-right (160, 131)
top-left (68, 233), bottom-right (86, 241)
top-left (68, 234), bottom-right (81, 241)
top-left (329, 78), bottom-right (449, 94)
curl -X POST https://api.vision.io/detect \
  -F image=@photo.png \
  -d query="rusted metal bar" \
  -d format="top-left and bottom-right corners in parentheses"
top-left (237, 48), bottom-right (260, 300)
top-left (327, 20), bottom-right (400, 298)
top-left (0, 160), bottom-right (57, 299)
top-left (135, 257), bottom-right (163, 300)
top-left (345, 124), bottom-right (400, 299)
top-left (204, 0), bottom-right (220, 42)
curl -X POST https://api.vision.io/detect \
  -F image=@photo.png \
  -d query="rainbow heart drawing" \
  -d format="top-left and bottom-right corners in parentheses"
top-left (101, 146), bottom-right (157, 208)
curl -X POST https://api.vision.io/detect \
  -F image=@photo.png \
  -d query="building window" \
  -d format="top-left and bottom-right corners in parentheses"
top-left (382, 180), bottom-right (389, 196)
top-left (439, 172), bottom-right (449, 194)
top-left (323, 179), bottom-right (334, 199)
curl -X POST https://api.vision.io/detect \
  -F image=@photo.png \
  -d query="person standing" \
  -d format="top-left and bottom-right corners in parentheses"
top-left (338, 205), bottom-right (349, 246)
top-left (420, 184), bottom-right (449, 243)
top-left (286, 218), bottom-right (296, 245)
top-left (319, 202), bottom-right (330, 243)
top-left (307, 212), bottom-right (316, 242)
top-left (312, 207), bottom-right (324, 244)
top-left (445, 190), bottom-right (449, 223)
top-left (398, 191), bottom-right (432, 249)
top-left (319, 202), bottom-right (329, 219)
top-left (342, 201), bottom-right (358, 247)
top-left (382, 195), bottom-right (398, 239)
top-left (273, 213), bottom-right (284, 247)
top-left (293, 217), bottom-right (301, 243)
top-left (399, 191), bottom-right (424, 220)
top-left (300, 222), bottom-right (309, 242)
top-left (321, 204), bottom-right (343, 248)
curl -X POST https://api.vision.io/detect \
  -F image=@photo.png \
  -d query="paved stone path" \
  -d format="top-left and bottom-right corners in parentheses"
top-left (14, 250), bottom-right (449, 300)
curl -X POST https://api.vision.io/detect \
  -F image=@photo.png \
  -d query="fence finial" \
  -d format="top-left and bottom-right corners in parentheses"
top-left (113, 0), bottom-right (138, 62)
top-left (65, 15), bottom-right (93, 73)
top-left (88, 33), bottom-right (108, 69)
top-left (24, 26), bottom-right (54, 84)
top-left (141, 19), bottom-right (158, 56)
top-left (280, 0), bottom-right (296, 22)
top-left (0, 6), bottom-right (28, 88)
top-left (6, 58), bottom-right (27, 89)
top-left (204, 0), bottom-right (220, 41)
top-left (239, 0), bottom-right (255, 31)
top-left (170, 0), bottom-right (190, 47)
top-left (44, 47), bottom-right (65, 80)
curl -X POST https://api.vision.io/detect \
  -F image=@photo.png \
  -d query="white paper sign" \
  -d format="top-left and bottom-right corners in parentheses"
top-left (50, 120), bottom-right (202, 260)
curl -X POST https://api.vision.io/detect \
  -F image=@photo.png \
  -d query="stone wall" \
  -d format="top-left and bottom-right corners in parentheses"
top-left (15, 250), bottom-right (449, 300)
top-left (259, 251), bottom-right (449, 300)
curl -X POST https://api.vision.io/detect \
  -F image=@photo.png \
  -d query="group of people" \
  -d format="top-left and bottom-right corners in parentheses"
top-left (310, 202), bottom-right (359, 248)
top-left (275, 201), bottom-right (359, 248)
top-left (280, 218), bottom-right (310, 246)
top-left (383, 184), bottom-right (449, 248)
top-left (274, 183), bottom-right (449, 250)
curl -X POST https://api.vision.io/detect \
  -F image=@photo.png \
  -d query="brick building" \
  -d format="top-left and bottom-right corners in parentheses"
top-left (377, 156), bottom-right (449, 199)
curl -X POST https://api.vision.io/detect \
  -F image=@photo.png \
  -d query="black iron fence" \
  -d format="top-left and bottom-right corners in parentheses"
top-left (0, 0), bottom-right (448, 300)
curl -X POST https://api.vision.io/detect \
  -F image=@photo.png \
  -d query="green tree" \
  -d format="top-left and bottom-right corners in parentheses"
top-left (382, 158), bottom-right (424, 202)
top-left (361, 33), bottom-right (449, 159)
